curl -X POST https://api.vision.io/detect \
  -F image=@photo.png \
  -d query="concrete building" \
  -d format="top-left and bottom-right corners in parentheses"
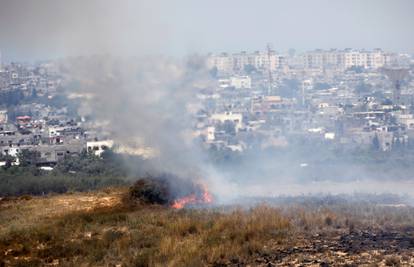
top-left (303, 49), bottom-right (386, 70)
top-left (0, 110), bottom-right (7, 124)
top-left (207, 50), bottom-right (285, 74)
top-left (207, 53), bottom-right (234, 73)
top-left (86, 140), bottom-right (114, 156)
top-left (206, 126), bottom-right (215, 141)
top-left (211, 112), bottom-right (243, 131)
top-left (230, 75), bottom-right (251, 89)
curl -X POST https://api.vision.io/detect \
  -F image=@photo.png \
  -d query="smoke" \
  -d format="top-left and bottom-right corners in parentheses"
top-left (209, 148), bottom-right (414, 201)
top-left (59, 54), bottom-right (242, 202)
top-left (1, 0), bottom-right (238, 200)
top-left (58, 53), bottom-right (414, 203)
top-left (2, 0), bottom-right (413, 203)
top-left (60, 55), bottom-right (208, 175)
top-left (0, 0), bottom-right (170, 61)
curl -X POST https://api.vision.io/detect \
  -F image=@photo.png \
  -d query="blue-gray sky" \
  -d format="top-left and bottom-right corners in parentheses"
top-left (0, 0), bottom-right (413, 62)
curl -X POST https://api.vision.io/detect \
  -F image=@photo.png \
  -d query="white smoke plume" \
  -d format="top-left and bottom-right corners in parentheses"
top-left (60, 55), bottom-right (210, 174)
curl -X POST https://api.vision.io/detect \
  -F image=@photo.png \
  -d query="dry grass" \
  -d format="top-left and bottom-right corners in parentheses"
top-left (0, 190), bottom-right (291, 266)
top-left (282, 203), bottom-right (414, 233)
top-left (0, 187), bottom-right (124, 237)
top-left (1, 189), bottom-right (414, 266)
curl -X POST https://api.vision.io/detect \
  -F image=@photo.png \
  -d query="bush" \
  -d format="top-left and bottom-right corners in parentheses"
top-left (0, 170), bottom-right (128, 197)
top-left (126, 177), bottom-right (170, 205)
top-left (0, 148), bottom-right (130, 197)
top-left (385, 256), bottom-right (401, 266)
top-left (125, 174), bottom-right (201, 207)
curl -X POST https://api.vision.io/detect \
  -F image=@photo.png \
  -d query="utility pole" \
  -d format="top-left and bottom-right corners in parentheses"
top-left (266, 43), bottom-right (273, 96)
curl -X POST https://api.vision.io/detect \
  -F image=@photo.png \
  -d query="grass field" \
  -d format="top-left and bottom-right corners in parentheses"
top-left (1, 187), bottom-right (414, 266)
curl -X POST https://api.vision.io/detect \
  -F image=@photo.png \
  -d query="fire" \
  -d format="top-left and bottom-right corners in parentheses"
top-left (201, 185), bottom-right (213, 203)
top-left (171, 194), bottom-right (197, 209)
top-left (171, 184), bottom-right (213, 209)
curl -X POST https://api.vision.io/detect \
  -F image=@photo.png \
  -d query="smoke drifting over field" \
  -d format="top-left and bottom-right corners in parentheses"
top-left (60, 53), bottom-right (414, 203)
top-left (3, 0), bottom-right (413, 203)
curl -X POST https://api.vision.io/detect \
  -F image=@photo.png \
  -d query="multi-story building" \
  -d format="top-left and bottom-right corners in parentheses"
top-left (303, 49), bottom-right (386, 70)
top-left (207, 50), bottom-right (285, 74)
top-left (232, 51), bottom-right (251, 72)
top-left (207, 53), bottom-right (234, 73)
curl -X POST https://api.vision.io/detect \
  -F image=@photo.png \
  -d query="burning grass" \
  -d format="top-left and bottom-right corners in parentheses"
top-left (125, 175), bottom-right (213, 209)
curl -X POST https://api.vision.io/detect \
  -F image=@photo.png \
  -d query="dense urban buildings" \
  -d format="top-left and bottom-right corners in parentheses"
top-left (0, 48), bottom-right (413, 167)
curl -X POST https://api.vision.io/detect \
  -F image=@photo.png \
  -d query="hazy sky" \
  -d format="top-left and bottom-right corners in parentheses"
top-left (0, 0), bottom-right (413, 62)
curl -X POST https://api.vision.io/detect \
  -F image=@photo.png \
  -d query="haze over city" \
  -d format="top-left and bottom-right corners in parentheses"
top-left (0, 0), bottom-right (414, 61)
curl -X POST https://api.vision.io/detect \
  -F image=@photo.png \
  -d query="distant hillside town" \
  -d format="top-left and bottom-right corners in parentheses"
top-left (202, 48), bottom-right (413, 153)
top-left (0, 48), bottom-right (413, 168)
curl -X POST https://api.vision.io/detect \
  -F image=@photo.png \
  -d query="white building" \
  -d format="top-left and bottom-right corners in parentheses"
top-left (0, 110), bottom-right (7, 124)
top-left (207, 50), bottom-right (285, 73)
top-left (218, 78), bottom-right (231, 88)
top-left (342, 49), bottom-right (386, 69)
top-left (211, 112), bottom-right (243, 131)
top-left (232, 51), bottom-right (250, 71)
top-left (206, 126), bottom-right (215, 141)
top-left (303, 49), bottom-right (386, 70)
top-left (230, 75), bottom-right (251, 89)
top-left (250, 51), bottom-right (284, 71)
top-left (86, 140), bottom-right (114, 156)
top-left (396, 114), bottom-right (414, 129)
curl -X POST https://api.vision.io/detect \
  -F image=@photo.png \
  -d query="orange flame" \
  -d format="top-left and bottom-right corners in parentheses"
top-left (201, 185), bottom-right (213, 203)
top-left (171, 184), bottom-right (213, 209)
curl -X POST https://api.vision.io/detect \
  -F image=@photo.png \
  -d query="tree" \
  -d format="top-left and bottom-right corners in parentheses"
top-left (0, 89), bottom-right (24, 106)
top-left (209, 67), bottom-right (218, 78)
top-left (31, 88), bottom-right (38, 99)
top-left (244, 64), bottom-right (256, 75)
top-left (217, 120), bottom-right (236, 136)
top-left (0, 155), bottom-right (14, 169)
top-left (392, 136), bottom-right (403, 151)
top-left (348, 66), bottom-right (364, 73)
top-left (355, 82), bottom-right (372, 94)
top-left (372, 134), bottom-right (381, 151)
top-left (279, 79), bottom-right (300, 98)
top-left (18, 150), bottom-right (40, 167)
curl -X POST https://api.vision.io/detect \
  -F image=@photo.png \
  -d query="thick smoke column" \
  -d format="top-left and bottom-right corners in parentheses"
top-left (60, 55), bottom-right (240, 202)
top-left (60, 55), bottom-right (212, 179)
